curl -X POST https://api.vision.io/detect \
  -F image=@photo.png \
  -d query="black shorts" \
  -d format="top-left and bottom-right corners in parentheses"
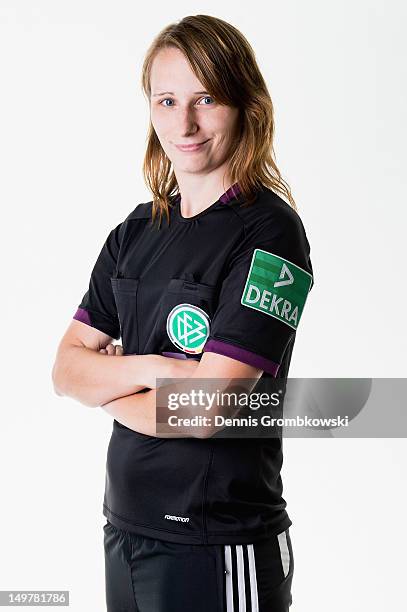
top-left (103, 521), bottom-right (294, 611)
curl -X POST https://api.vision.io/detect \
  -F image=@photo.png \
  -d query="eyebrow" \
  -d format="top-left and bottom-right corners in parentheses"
top-left (152, 91), bottom-right (210, 97)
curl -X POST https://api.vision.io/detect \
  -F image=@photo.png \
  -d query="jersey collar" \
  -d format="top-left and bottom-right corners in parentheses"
top-left (172, 181), bottom-right (242, 208)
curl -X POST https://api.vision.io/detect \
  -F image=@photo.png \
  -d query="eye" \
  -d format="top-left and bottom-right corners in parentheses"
top-left (158, 96), bottom-right (215, 107)
top-left (199, 96), bottom-right (215, 105)
top-left (159, 98), bottom-right (174, 107)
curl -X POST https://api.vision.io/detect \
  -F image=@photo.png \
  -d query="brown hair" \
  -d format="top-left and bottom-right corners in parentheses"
top-left (141, 14), bottom-right (297, 227)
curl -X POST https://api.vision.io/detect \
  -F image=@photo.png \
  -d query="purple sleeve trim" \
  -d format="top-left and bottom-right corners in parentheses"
top-left (161, 351), bottom-right (187, 359)
top-left (161, 352), bottom-right (200, 361)
top-left (203, 339), bottom-right (280, 377)
top-left (219, 182), bottom-right (242, 204)
top-left (73, 307), bottom-right (92, 327)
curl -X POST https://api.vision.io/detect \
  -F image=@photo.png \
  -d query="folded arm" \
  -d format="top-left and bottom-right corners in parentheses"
top-left (51, 319), bottom-right (196, 407)
top-left (100, 351), bottom-right (263, 438)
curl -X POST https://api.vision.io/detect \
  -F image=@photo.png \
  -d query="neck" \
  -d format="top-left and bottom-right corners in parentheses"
top-left (175, 165), bottom-right (236, 218)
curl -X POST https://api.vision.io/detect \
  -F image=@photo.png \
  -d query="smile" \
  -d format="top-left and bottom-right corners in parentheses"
top-left (174, 140), bottom-right (210, 152)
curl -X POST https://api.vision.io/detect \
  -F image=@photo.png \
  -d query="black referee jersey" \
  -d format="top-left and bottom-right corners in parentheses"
top-left (73, 182), bottom-right (314, 546)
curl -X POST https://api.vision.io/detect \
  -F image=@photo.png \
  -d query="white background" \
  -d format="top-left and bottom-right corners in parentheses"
top-left (1, 1), bottom-right (406, 610)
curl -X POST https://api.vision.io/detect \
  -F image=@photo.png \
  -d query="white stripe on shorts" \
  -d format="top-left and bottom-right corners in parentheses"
top-left (236, 545), bottom-right (246, 611)
top-left (224, 545), bottom-right (234, 611)
top-left (277, 530), bottom-right (290, 577)
top-left (247, 544), bottom-right (259, 612)
top-left (224, 544), bottom-right (259, 612)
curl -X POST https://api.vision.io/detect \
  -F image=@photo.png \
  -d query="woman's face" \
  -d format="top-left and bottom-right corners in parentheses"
top-left (149, 46), bottom-right (240, 177)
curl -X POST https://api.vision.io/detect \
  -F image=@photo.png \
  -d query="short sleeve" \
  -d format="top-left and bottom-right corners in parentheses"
top-left (203, 211), bottom-right (314, 376)
top-left (73, 222), bottom-right (124, 340)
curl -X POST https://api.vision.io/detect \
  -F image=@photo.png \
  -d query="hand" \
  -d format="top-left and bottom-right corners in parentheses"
top-left (168, 357), bottom-right (201, 380)
top-left (99, 343), bottom-right (124, 356)
top-left (142, 355), bottom-right (201, 389)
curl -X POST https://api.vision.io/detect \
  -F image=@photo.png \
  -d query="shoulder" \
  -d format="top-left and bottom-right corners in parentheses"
top-left (103, 201), bottom-right (153, 249)
top-left (232, 186), bottom-right (309, 243)
top-left (123, 201), bottom-right (153, 222)
top-left (225, 186), bottom-right (313, 287)
top-left (116, 200), bottom-right (153, 235)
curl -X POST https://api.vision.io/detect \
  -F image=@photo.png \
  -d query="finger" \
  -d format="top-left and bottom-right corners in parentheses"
top-left (106, 343), bottom-right (115, 356)
top-left (115, 345), bottom-right (124, 356)
top-left (99, 348), bottom-right (107, 354)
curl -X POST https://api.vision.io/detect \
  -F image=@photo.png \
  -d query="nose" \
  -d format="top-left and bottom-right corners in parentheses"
top-left (177, 106), bottom-right (199, 137)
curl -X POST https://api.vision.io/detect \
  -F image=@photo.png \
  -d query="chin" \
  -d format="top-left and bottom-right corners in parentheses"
top-left (175, 159), bottom-right (210, 170)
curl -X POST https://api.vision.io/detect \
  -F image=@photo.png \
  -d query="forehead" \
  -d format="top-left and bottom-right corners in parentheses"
top-left (150, 47), bottom-right (204, 91)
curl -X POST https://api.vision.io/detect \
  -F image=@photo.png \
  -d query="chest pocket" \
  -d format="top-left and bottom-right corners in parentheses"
top-left (110, 276), bottom-right (218, 357)
top-left (110, 277), bottom-right (140, 355)
top-left (158, 278), bottom-right (217, 356)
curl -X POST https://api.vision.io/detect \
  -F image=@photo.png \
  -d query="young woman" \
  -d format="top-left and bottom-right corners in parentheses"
top-left (52, 14), bottom-right (314, 612)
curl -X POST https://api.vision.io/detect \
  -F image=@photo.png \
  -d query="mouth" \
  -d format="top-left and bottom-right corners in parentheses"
top-left (174, 139), bottom-right (210, 152)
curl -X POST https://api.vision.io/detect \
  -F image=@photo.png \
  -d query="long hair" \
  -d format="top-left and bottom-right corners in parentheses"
top-left (141, 14), bottom-right (297, 227)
